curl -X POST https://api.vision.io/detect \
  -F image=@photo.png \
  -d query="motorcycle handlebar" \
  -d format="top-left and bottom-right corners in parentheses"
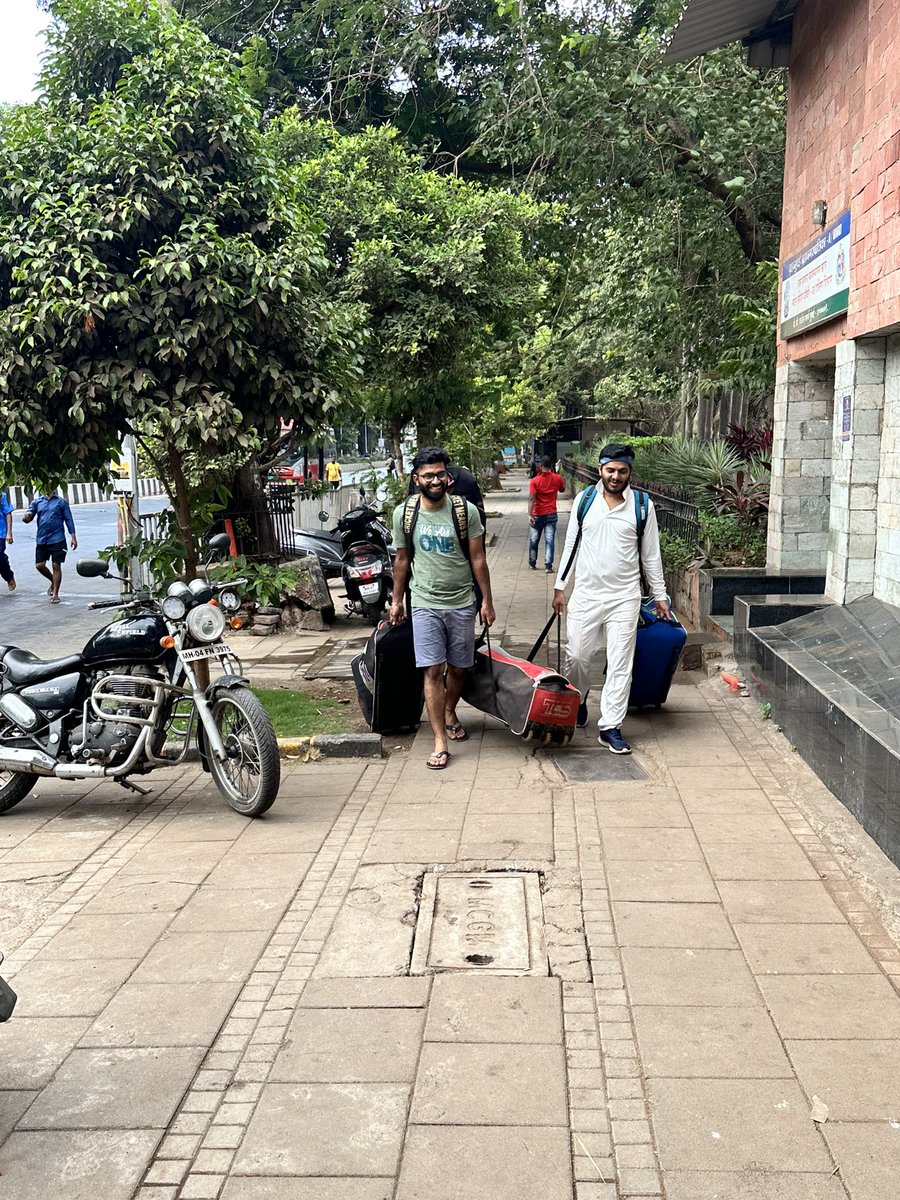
top-left (87, 594), bottom-right (151, 610)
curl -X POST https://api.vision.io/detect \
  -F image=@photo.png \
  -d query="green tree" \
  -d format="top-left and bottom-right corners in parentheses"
top-left (276, 119), bottom-right (551, 459)
top-left (0, 0), bottom-right (360, 571)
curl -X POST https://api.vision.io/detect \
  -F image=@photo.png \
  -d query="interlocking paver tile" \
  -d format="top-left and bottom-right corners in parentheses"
top-left (663, 1171), bottom-right (848, 1199)
top-left (129, 930), bottom-right (269, 984)
top-left (649, 1078), bottom-right (833, 1172)
top-left (717, 881), bottom-right (845, 924)
top-left (0, 1017), bottom-right (91, 1089)
top-left (785, 1039), bottom-right (900, 1119)
top-left (271, 1007), bottom-right (424, 1082)
top-left (0, 1129), bottom-right (159, 1200)
top-left (823, 1121), bottom-right (900, 1200)
top-left (232, 1083), bottom-right (409, 1176)
top-left (613, 902), bottom-right (737, 949)
top-left (167, 887), bottom-right (293, 933)
top-left (396, 1126), bottom-right (571, 1200)
top-left (81, 981), bottom-right (241, 1047)
top-left (5, 958), bottom-right (141, 1019)
top-left (411, 1042), bottom-right (566, 1125)
top-left (222, 1180), bottom-right (394, 1200)
top-left (19, 1047), bottom-right (203, 1128)
top-left (605, 860), bottom-right (719, 903)
top-left (631, 1006), bottom-right (792, 1078)
top-left (601, 829), bottom-right (702, 861)
top-left (758, 973), bottom-right (900, 1039)
top-left (621, 947), bottom-right (760, 1007)
top-left (733, 922), bottom-right (881, 974)
top-left (425, 976), bottom-right (563, 1044)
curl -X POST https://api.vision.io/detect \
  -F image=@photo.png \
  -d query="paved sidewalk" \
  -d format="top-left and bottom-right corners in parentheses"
top-left (1, 474), bottom-right (899, 1199)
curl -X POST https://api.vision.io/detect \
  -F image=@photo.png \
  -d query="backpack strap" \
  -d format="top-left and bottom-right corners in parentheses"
top-left (559, 484), bottom-right (597, 584)
top-left (402, 495), bottom-right (421, 561)
top-left (634, 489), bottom-right (650, 594)
top-left (449, 494), bottom-right (471, 562)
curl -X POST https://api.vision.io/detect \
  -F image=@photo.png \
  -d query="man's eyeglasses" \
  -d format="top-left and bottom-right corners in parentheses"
top-left (418, 471), bottom-right (449, 483)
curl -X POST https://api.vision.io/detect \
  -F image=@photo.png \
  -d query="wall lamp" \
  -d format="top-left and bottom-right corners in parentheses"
top-left (812, 199), bottom-right (828, 227)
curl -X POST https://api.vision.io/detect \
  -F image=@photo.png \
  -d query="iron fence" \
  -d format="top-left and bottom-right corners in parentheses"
top-left (137, 484), bottom-right (302, 564)
top-left (559, 458), bottom-right (700, 548)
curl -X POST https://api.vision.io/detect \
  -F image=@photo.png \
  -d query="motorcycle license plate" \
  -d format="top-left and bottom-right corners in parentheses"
top-left (180, 644), bottom-right (230, 661)
top-left (359, 583), bottom-right (382, 599)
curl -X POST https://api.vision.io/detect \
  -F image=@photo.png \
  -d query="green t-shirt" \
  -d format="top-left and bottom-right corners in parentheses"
top-left (392, 498), bottom-right (484, 610)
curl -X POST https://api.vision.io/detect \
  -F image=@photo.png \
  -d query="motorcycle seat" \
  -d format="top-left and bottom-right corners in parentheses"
top-left (2, 648), bottom-right (84, 686)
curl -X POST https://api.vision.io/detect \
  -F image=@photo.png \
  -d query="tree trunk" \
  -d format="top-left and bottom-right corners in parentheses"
top-left (167, 443), bottom-right (198, 579)
top-left (228, 463), bottom-right (278, 560)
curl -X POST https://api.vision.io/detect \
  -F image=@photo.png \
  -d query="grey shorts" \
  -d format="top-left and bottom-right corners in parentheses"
top-left (411, 604), bottom-right (477, 668)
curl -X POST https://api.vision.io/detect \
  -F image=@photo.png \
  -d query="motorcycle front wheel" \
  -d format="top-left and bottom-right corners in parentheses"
top-left (207, 690), bottom-right (280, 817)
top-left (0, 771), bottom-right (37, 815)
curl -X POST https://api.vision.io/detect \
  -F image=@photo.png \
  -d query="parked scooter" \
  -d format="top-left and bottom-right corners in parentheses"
top-left (286, 510), bottom-right (345, 579)
top-left (337, 505), bottom-right (394, 623)
top-left (0, 534), bottom-right (280, 818)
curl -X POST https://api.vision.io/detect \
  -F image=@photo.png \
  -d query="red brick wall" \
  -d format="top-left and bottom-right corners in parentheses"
top-left (778, 0), bottom-right (900, 363)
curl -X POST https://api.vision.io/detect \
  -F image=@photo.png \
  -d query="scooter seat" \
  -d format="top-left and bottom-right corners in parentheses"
top-left (2, 648), bottom-right (84, 686)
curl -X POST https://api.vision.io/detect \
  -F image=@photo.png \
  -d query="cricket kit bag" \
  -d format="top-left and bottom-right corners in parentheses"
top-left (628, 599), bottom-right (687, 712)
top-left (462, 616), bottom-right (581, 745)
top-left (351, 619), bottom-right (424, 733)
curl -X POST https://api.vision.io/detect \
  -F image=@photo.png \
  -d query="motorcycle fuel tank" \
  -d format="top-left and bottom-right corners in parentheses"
top-left (82, 614), bottom-right (169, 665)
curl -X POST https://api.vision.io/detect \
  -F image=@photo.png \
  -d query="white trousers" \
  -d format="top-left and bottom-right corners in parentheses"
top-left (564, 591), bottom-right (640, 731)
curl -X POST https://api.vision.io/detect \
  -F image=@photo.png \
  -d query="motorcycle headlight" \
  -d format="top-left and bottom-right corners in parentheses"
top-left (219, 589), bottom-right (241, 612)
top-left (161, 595), bottom-right (187, 620)
top-left (186, 603), bottom-right (227, 643)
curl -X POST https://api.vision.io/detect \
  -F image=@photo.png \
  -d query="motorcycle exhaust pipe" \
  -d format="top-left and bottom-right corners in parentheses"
top-left (0, 747), bottom-right (58, 776)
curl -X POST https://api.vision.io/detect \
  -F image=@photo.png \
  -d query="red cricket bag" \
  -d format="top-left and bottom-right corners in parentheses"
top-left (462, 615), bottom-right (580, 745)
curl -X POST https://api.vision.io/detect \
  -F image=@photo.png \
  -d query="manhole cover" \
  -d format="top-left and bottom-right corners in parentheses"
top-left (411, 872), bottom-right (548, 976)
top-left (551, 746), bottom-right (648, 783)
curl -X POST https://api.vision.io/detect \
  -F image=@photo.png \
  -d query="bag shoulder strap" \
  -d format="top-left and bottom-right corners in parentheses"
top-left (559, 484), bottom-right (597, 583)
top-left (402, 495), bottom-right (421, 559)
top-left (449, 494), bottom-right (471, 561)
top-left (634, 488), bottom-right (650, 593)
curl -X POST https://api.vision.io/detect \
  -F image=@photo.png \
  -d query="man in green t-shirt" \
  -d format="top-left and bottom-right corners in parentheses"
top-left (390, 447), bottom-right (495, 770)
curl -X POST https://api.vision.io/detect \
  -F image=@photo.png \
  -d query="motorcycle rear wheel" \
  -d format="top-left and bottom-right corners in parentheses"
top-left (363, 602), bottom-right (384, 624)
top-left (0, 771), bottom-right (38, 815)
top-left (207, 690), bottom-right (280, 817)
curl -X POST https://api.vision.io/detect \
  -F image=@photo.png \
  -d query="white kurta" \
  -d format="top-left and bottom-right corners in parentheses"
top-left (553, 486), bottom-right (667, 730)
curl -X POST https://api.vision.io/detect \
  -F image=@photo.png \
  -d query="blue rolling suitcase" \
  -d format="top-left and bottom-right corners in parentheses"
top-left (628, 600), bottom-right (687, 712)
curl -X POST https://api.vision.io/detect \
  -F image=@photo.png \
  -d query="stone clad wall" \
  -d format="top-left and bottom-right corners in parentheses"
top-left (874, 335), bottom-right (900, 606)
top-left (768, 360), bottom-right (833, 571)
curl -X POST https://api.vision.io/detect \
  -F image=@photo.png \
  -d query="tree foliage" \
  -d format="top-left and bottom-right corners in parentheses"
top-left (0, 0), bottom-right (361, 567)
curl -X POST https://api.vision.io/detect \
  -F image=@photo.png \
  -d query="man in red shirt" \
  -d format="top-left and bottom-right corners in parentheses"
top-left (528, 456), bottom-right (566, 572)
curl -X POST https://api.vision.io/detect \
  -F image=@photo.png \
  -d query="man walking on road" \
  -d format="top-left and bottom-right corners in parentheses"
top-left (0, 491), bottom-right (16, 593)
top-left (22, 490), bottom-right (77, 604)
top-left (527, 456), bottom-right (566, 572)
top-left (390, 447), bottom-right (495, 771)
top-left (552, 444), bottom-right (668, 754)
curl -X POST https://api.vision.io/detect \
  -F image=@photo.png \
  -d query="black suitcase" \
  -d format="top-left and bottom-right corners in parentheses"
top-left (351, 620), bottom-right (424, 733)
top-left (628, 600), bottom-right (688, 711)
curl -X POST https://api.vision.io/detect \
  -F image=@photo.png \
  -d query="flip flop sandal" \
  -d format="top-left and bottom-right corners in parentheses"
top-left (426, 750), bottom-right (450, 770)
top-left (49, 596), bottom-right (61, 604)
top-left (444, 723), bottom-right (469, 742)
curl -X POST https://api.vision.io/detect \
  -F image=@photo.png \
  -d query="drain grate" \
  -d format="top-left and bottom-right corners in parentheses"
top-left (549, 745), bottom-right (649, 783)
top-left (410, 872), bottom-right (548, 976)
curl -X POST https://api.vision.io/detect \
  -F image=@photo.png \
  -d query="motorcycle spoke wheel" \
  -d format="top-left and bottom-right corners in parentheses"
top-left (0, 770), bottom-right (38, 815)
top-left (207, 690), bottom-right (279, 817)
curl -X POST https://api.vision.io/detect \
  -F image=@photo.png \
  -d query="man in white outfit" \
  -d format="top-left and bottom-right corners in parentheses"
top-left (552, 444), bottom-right (669, 754)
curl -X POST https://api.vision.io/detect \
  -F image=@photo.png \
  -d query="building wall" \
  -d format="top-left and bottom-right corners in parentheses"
top-left (874, 335), bottom-right (900, 605)
top-left (778, 0), bottom-right (900, 364)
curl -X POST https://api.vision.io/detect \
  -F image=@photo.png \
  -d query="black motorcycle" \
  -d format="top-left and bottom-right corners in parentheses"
top-left (0, 535), bottom-right (280, 818)
top-left (337, 505), bottom-right (394, 623)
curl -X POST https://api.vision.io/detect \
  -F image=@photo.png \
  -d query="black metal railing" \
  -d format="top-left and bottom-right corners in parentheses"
top-left (559, 458), bottom-right (700, 547)
top-left (137, 485), bottom-right (299, 562)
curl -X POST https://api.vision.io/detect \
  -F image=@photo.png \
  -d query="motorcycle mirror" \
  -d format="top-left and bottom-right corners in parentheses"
top-left (317, 510), bottom-right (329, 524)
top-left (76, 559), bottom-right (111, 578)
top-left (207, 533), bottom-right (232, 555)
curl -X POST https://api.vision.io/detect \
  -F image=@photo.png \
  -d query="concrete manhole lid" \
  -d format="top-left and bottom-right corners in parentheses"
top-left (411, 872), bottom-right (548, 976)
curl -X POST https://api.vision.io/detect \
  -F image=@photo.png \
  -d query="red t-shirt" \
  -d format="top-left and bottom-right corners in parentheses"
top-left (529, 470), bottom-right (565, 516)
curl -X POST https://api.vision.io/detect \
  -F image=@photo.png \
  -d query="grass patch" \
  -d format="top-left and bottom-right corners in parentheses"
top-left (253, 688), bottom-right (357, 737)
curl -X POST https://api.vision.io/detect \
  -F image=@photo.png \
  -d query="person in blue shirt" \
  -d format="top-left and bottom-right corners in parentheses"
top-left (22, 490), bottom-right (78, 604)
top-left (0, 492), bottom-right (15, 593)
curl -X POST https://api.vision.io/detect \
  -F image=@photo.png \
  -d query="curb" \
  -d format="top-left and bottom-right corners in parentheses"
top-left (277, 733), bottom-right (383, 759)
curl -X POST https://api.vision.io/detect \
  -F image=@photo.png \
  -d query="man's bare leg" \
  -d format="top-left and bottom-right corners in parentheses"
top-left (443, 664), bottom-right (467, 734)
top-left (423, 663), bottom-right (449, 763)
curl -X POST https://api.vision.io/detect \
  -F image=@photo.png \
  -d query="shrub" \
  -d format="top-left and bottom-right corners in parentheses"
top-left (725, 423), bottom-right (773, 461)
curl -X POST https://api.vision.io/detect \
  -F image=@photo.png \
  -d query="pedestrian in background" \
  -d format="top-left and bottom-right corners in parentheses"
top-left (552, 444), bottom-right (668, 754)
top-left (21, 489), bottom-right (77, 604)
top-left (527, 456), bottom-right (566, 573)
top-left (325, 456), bottom-right (342, 491)
top-left (0, 491), bottom-right (15, 593)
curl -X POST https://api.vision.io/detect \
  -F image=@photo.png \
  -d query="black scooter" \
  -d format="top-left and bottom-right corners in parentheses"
top-left (0, 952), bottom-right (15, 1022)
top-left (285, 510), bottom-right (345, 578)
top-left (337, 506), bottom-right (394, 622)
